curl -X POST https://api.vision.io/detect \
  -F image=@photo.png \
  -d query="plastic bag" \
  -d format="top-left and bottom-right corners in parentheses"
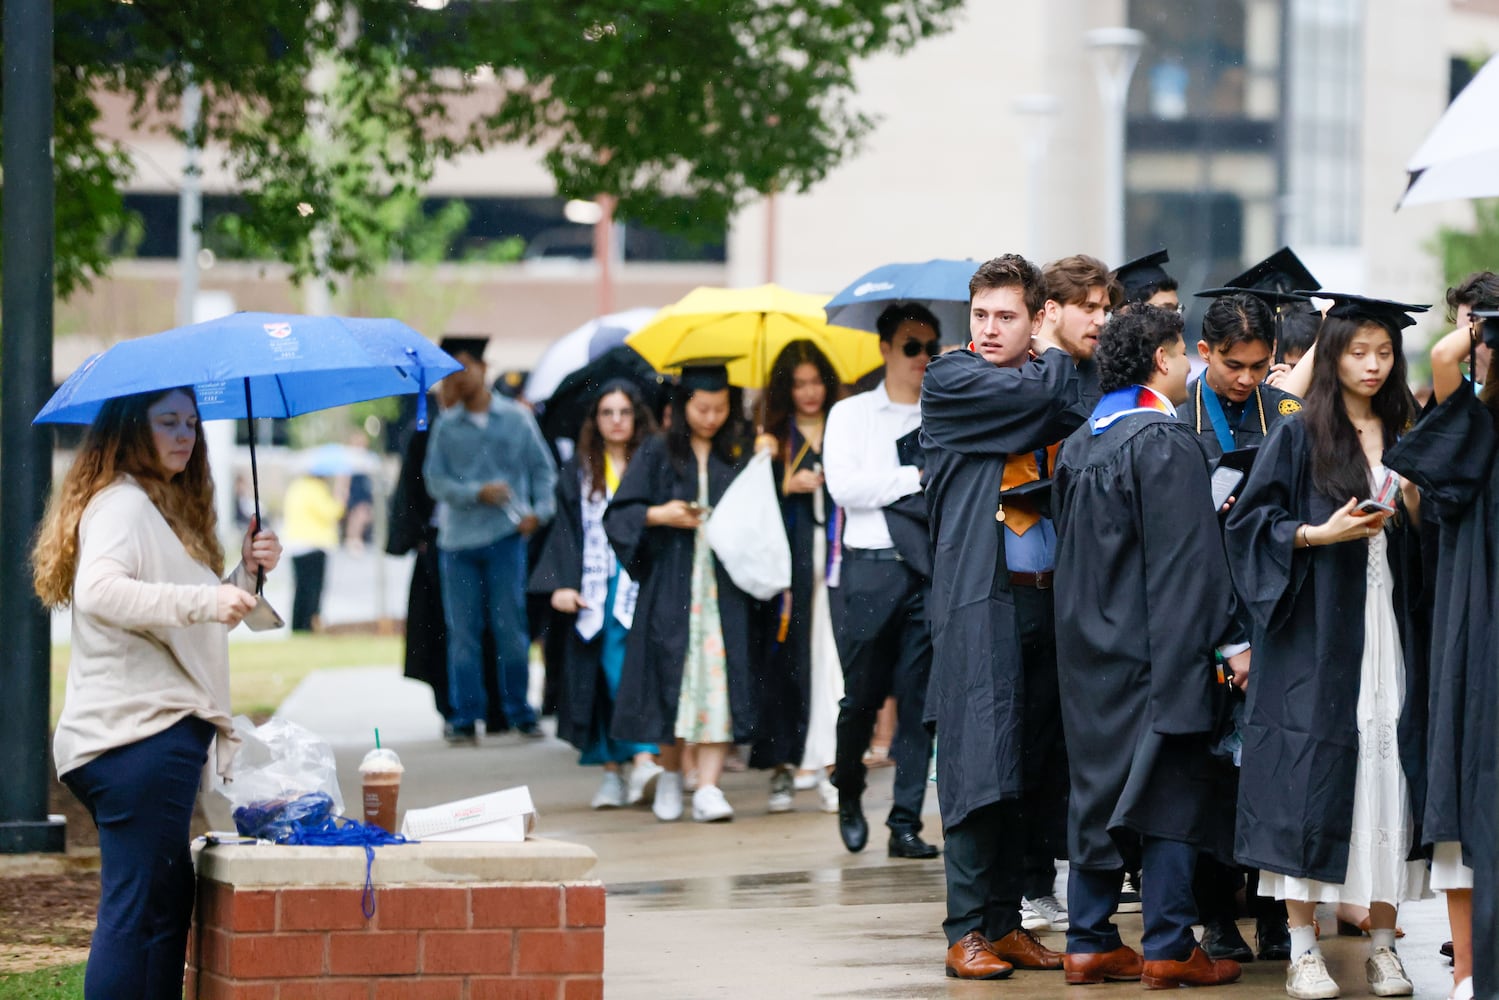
top-left (212, 716), bottom-right (345, 838)
top-left (705, 451), bottom-right (792, 600)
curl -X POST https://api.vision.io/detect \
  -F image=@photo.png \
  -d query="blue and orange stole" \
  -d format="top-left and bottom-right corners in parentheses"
top-left (1089, 385), bottom-right (1174, 436)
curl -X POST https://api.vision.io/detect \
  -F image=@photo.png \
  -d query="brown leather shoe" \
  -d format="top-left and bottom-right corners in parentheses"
top-left (1140, 946), bottom-right (1242, 989)
top-left (989, 927), bottom-right (1064, 970)
top-left (1063, 944), bottom-right (1144, 984)
top-left (945, 931), bottom-right (1014, 980)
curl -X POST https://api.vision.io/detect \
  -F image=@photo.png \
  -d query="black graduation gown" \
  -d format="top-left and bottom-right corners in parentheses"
top-left (1384, 389), bottom-right (1499, 994)
top-left (527, 458), bottom-right (616, 752)
top-left (749, 434), bottom-right (827, 769)
top-left (1053, 411), bottom-right (1238, 869)
top-left (1177, 376), bottom-right (1302, 461)
top-left (385, 423), bottom-right (451, 719)
top-left (918, 348), bottom-right (1090, 830)
top-left (604, 434), bottom-right (761, 745)
top-left (1223, 417), bottom-right (1427, 883)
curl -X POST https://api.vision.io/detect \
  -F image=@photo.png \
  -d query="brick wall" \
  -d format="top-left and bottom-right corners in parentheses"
top-left (186, 880), bottom-right (604, 999)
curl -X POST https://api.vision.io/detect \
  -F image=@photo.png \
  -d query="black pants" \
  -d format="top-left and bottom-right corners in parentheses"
top-left (1012, 584), bottom-right (1069, 896)
top-left (1193, 856), bottom-right (1287, 929)
top-left (830, 552), bottom-right (932, 835)
top-left (290, 550), bottom-right (327, 632)
top-left (944, 800), bottom-right (1028, 944)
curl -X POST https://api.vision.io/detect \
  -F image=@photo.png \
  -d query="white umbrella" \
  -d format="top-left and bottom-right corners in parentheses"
top-left (522, 307), bottom-right (660, 404)
top-left (1400, 54), bottom-right (1499, 207)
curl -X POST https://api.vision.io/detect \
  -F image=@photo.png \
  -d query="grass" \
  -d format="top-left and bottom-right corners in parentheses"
top-left (49, 633), bottom-right (403, 724)
top-left (0, 964), bottom-right (85, 999)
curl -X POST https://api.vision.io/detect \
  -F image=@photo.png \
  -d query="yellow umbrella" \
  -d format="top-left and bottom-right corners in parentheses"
top-left (625, 284), bottom-right (883, 388)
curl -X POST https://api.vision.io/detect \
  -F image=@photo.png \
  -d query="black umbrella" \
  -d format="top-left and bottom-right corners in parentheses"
top-left (537, 346), bottom-right (670, 442)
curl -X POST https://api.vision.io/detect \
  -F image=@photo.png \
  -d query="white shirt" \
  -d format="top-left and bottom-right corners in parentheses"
top-left (823, 380), bottom-right (923, 551)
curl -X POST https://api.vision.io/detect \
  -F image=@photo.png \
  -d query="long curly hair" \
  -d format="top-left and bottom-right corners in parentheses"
top-left (1302, 316), bottom-right (1414, 504)
top-left (761, 340), bottom-right (842, 442)
top-left (576, 380), bottom-right (658, 500)
top-left (33, 387), bottom-right (224, 608)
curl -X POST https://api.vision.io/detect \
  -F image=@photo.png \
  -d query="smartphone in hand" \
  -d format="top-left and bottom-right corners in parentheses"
top-left (1358, 469), bottom-right (1400, 515)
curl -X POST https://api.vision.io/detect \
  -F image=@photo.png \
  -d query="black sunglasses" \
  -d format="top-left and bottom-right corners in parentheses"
top-left (900, 338), bottom-right (941, 358)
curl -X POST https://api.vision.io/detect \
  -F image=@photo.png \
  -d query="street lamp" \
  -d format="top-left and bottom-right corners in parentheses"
top-left (1085, 26), bottom-right (1147, 267)
top-left (1013, 93), bottom-right (1060, 262)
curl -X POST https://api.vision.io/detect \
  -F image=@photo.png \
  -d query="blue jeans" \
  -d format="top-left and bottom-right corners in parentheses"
top-left (63, 715), bottom-right (214, 1000)
top-left (439, 534), bottom-right (536, 730)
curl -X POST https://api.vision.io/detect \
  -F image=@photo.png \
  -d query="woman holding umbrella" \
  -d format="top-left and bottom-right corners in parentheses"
top-left (32, 387), bottom-right (281, 1000)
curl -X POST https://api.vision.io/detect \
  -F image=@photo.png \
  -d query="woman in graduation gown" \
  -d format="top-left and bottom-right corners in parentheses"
top-left (750, 341), bottom-right (844, 814)
top-left (1224, 295), bottom-right (1429, 997)
top-left (529, 381), bottom-right (663, 811)
top-left (1383, 285), bottom-right (1499, 1000)
top-left (605, 362), bottom-right (760, 824)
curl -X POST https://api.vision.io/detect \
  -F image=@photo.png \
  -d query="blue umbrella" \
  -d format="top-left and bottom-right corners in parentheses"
top-left (34, 312), bottom-right (461, 548)
top-left (825, 259), bottom-right (977, 344)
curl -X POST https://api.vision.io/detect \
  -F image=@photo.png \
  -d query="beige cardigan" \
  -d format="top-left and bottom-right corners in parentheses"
top-left (54, 476), bottom-right (252, 780)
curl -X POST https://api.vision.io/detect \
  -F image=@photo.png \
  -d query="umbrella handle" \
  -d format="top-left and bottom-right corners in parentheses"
top-left (243, 378), bottom-right (264, 595)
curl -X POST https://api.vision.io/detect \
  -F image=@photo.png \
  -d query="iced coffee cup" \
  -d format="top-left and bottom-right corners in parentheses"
top-left (359, 747), bottom-right (404, 834)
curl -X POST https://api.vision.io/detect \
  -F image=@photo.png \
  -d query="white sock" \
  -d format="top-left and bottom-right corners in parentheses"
top-left (1370, 928), bottom-right (1397, 952)
top-left (1289, 923), bottom-right (1318, 960)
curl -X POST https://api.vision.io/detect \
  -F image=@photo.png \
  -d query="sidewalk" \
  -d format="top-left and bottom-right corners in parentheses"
top-left (285, 665), bottom-right (1457, 999)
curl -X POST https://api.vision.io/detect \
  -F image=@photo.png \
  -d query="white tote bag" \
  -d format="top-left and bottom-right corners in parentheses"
top-left (705, 451), bottom-right (793, 600)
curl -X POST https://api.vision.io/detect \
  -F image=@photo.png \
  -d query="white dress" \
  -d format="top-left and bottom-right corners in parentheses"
top-left (1260, 505), bottom-right (1428, 906)
top-left (799, 523), bottom-right (844, 772)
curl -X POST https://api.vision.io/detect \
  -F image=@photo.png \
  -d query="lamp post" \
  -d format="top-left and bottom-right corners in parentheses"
top-left (1013, 94), bottom-right (1060, 262)
top-left (1085, 27), bottom-right (1146, 267)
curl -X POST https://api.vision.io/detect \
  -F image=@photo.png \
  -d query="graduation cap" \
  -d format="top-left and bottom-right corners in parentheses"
top-left (1195, 247), bottom-right (1321, 307)
top-left (1315, 292), bottom-right (1430, 333)
top-left (674, 355), bottom-right (740, 392)
top-left (1113, 248), bottom-right (1174, 302)
top-left (439, 334), bottom-right (489, 363)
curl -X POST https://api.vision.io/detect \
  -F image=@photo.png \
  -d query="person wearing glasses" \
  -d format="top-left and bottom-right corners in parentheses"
top-left (823, 302), bottom-right (942, 861)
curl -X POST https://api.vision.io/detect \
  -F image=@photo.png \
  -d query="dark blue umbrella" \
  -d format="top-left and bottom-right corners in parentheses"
top-left (825, 259), bottom-right (977, 344)
top-left (35, 312), bottom-right (462, 548)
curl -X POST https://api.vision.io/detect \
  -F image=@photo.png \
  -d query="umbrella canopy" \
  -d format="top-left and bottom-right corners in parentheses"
top-left (35, 312), bottom-right (459, 425)
top-left (825, 259), bottom-right (976, 344)
top-left (523, 307), bottom-right (660, 405)
top-left (537, 346), bottom-right (670, 443)
top-left (1400, 54), bottom-right (1499, 207)
top-left (625, 284), bottom-right (881, 388)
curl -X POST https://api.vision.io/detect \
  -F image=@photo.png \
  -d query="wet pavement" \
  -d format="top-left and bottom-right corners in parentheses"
top-left (288, 665), bottom-right (1460, 999)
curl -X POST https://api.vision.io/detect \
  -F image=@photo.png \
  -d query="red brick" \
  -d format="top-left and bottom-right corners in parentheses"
top-left (471, 885), bottom-right (561, 928)
top-left (469, 979), bottom-right (560, 1000)
top-left (197, 928), bottom-right (231, 976)
top-left (421, 929), bottom-right (513, 974)
top-left (563, 978), bottom-right (604, 1000)
top-left (225, 931), bottom-right (327, 978)
top-left (277, 980), bottom-right (371, 1000)
top-left (327, 931), bottom-right (421, 975)
top-left (373, 979), bottom-right (465, 1000)
top-left (200, 881), bottom-right (277, 932)
top-left (184, 967), bottom-right (198, 998)
top-left (515, 929), bottom-right (603, 974)
top-left (278, 887), bottom-right (374, 931)
top-left (375, 886), bottom-right (469, 930)
top-left (563, 886), bottom-right (605, 928)
top-left (198, 971), bottom-right (276, 1000)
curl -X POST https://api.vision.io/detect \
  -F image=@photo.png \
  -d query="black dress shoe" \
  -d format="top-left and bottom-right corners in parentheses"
top-left (443, 722), bottom-right (478, 746)
top-left (1199, 919), bottom-right (1253, 963)
top-left (838, 799), bottom-right (868, 853)
top-left (1255, 917), bottom-right (1291, 961)
top-left (888, 831), bottom-right (939, 859)
top-left (1441, 940), bottom-right (1455, 961)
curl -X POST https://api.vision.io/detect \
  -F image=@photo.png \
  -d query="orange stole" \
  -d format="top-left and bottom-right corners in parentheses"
top-left (998, 442), bottom-right (1061, 535)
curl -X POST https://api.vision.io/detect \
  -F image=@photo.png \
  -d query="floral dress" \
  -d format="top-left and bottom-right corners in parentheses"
top-left (674, 463), bottom-right (732, 743)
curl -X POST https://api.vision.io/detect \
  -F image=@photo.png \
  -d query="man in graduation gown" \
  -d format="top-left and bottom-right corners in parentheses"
top-left (1052, 304), bottom-right (1244, 987)
top-left (921, 254), bottom-right (1099, 978)
top-left (1112, 248), bottom-right (1179, 310)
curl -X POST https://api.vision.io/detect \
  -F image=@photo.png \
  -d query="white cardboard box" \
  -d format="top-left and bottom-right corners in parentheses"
top-left (399, 785), bottom-right (536, 842)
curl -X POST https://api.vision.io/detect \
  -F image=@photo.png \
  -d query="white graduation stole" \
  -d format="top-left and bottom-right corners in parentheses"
top-left (576, 454), bottom-right (637, 640)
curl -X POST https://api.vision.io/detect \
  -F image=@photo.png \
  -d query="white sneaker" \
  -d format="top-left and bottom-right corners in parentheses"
top-left (793, 770), bottom-right (820, 792)
top-left (1365, 947), bottom-right (1413, 997)
top-left (1286, 950), bottom-right (1340, 1000)
top-left (768, 769), bottom-right (795, 813)
top-left (590, 771), bottom-right (627, 810)
top-left (627, 760), bottom-right (664, 806)
top-left (816, 778), bottom-right (839, 814)
top-left (653, 771), bottom-right (684, 822)
top-left (691, 785), bottom-right (734, 822)
top-left (1020, 894), bottom-right (1069, 932)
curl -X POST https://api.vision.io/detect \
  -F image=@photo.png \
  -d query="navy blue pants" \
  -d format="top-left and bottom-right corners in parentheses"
top-left (64, 716), bottom-right (214, 1000)
top-left (1066, 836), bottom-right (1198, 961)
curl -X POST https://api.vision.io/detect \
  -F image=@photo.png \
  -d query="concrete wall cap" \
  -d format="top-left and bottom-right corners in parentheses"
top-left (194, 836), bottom-right (597, 887)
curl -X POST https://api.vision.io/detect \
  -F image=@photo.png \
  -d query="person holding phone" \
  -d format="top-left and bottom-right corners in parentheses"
top-left (1224, 294), bottom-right (1429, 999)
top-left (605, 359), bottom-right (759, 823)
top-left (32, 387), bottom-right (281, 1000)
